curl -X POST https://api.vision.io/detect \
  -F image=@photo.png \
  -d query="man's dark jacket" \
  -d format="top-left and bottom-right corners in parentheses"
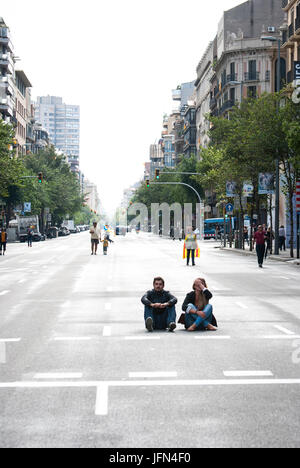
top-left (141, 290), bottom-right (177, 311)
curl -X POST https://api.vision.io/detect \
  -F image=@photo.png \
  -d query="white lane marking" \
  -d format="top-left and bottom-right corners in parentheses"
top-left (53, 337), bottom-right (92, 342)
top-left (195, 336), bottom-right (231, 340)
top-left (2, 378), bottom-right (300, 389)
top-left (279, 276), bottom-right (290, 280)
top-left (261, 335), bottom-right (300, 340)
top-left (105, 303), bottom-right (112, 311)
top-left (129, 372), bottom-right (178, 379)
top-left (224, 371), bottom-right (273, 377)
top-left (124, 336), bottom-right (161, 341)
top-left (18, 279), bottom-right (26, 284)
top-left (95, 384), bottom-right (109, 416)
top-left (274, 325), bottom-right (295, 336)
top-left (0, 290), bottom-right (10, 296)
top-left (0, 338), bottom-right (21, 343)
top-left (236, 302), bottom-right (248, 309)
top-left (103, 326), bottom-right (112, 337)
top-left (34, 373), bottom-right (83, 380)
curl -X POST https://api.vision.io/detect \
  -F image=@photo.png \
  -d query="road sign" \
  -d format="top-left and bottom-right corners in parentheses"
top-left (296, 180), bottom-right (300, 213)
top-left (226, 203), bottom-right (234, 214)
top-left (24, 202), bottom-right (31, 213)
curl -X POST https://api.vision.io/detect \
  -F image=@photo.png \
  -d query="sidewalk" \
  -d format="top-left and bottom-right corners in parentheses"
top-left (220, 244), bottom-right (300, 265)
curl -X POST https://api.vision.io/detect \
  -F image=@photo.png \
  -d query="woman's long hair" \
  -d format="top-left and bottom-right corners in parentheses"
top-left (193, 278), bottom-right (207, 290)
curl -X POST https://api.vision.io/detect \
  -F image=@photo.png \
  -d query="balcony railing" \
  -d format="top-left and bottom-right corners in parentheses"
top-left (265, 71), bottom-right (271, 81)
top-left (220, 99), bottom-right (235, 114)
top-left (287, 70), bottom-right (293, 84)
top-left (289, 23), bottom-right (295, 38)
top-left (244, 72), bottom-right (260, 82)
top-left (226, 73), bottom-right (238, 83)
top-left (282, 30), bottom-right (288, 44)
top-left (282, 0), bottom-right (288, 8)
top-left (210, 97), bottom-right (217, 109)
top-left (296, 16), bottom-right (300, 32)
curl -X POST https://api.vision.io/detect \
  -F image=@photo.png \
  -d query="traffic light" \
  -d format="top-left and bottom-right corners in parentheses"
top-left (155, 169), bottom-right (160, 180)
top-left (146, 179), bottom-right (150, 188)
top-left (38, 172), bottom-right (43, 184)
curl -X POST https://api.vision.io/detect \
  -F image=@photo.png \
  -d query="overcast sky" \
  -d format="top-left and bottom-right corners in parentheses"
top-left (1, 0), bottom-right (243, 215)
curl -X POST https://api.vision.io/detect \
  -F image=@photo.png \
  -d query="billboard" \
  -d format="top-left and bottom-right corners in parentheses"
top-left (258, 173), bottom-right (275, 195)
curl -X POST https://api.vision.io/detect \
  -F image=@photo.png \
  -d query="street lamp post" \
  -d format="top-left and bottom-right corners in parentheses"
top-left (261, 36), bottom-right (281, 255)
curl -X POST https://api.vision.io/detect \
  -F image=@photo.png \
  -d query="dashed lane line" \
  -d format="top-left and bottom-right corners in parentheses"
top-left (0, 338), bottom-right (21, 343)
top-left (223, 371), bottom-right (273, 377)
top-left (0, 290), bottom-right (10, 296)
top-left (274, 325), bottom-right (295, 336)
top-left (34, 373), bottom-right (83, 380)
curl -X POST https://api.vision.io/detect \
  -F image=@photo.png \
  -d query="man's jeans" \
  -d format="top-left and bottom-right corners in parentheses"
top-left (144, 305), bottom-right (176, 330)
top-left (256, 244), bottom-right (265, 265)
top-left (185, 303), bottom-right (213, 330)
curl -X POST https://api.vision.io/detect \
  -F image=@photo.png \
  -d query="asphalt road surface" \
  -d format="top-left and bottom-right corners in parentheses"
top-left (0, 232), bottom-right (300, 448)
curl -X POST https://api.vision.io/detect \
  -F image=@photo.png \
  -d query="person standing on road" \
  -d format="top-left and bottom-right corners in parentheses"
top-left (184, 228), bottom-right (199, 267)
top-left (253, 225), bottom-right (267, 268)
top-left (0, 228), bottom-right (7, 256)
top-left (279, 226), bottom-right (286, 252)
top-left (102, 236), bottom-right (109, 255)
top-left (90, 222), bottom-right (101, 255)
top-left (181, 278), bottom-right (217, 332)
top-left (141, 277), bottom-right (177, 332)
top-left (243, 227), bottom-right (249, 247)
top-left (27, 227), bottom-right (33, 248)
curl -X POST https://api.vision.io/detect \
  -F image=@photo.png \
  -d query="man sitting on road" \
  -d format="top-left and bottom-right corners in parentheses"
top-left (141, 277), bottom-right (177, 332)
top-left (90, 222), bottom-right (101, 255)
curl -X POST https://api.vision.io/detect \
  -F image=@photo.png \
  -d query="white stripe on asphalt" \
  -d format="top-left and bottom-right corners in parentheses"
top-left (18, 279), bottom-right (26, 284)
top-left (105, 303), bottom-right (112, 311)
top-left (279, 277), bottom-right (290, 280)
top-left (2, 378), bottom-right (300, 389)
top-left (223, 371), bottom-right (273, 377)
top-left (103, 327), bottom-right (112, 337)
top-left (236, 302), bottom-right (248, 309)
top-left (53, 337), bottom-right (92, 342)
top-left (0, 338), bottom-right (21, 343)
top-left (129, 372), bottom-right (178, 379)
top-left (95, 384), bottom-right (109, 416)
top-left (0, 290), bottom-right (10, 296)
top-left (195, 336), bottom-right (231, 340)
top-left (261, 335), bottom-right (300, 340)
top-left (274, 325), bottom-right (295, 336)
top-left (34, 373), bottom-right (83, 380)
top-left (124, 336), bottom-right (161, 341)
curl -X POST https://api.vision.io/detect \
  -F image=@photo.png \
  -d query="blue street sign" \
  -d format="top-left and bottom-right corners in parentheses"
top-left (24, 202), bottom-right (31, 213)
top-left (226, 203), bottom-right (234, 214)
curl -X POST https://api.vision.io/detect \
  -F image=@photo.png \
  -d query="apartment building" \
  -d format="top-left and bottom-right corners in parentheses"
top-left (282, 0), bottom-right (300, 83)
top-left (15, 70), bottom-right (32, 154)
top-left (0, 18), bottom-right (15, 123)
top-left (35, 96), bottom-right (80, 173)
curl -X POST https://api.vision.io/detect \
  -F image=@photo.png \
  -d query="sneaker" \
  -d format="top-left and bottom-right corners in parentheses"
top-left (259, 264), bottom-right (263, 268)
top-left (168, 322), bottom-right (177, 332)
top-left (145, 317), bottom-right (154, 332)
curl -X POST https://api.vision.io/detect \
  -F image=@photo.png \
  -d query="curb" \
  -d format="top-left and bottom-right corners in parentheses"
top-left (220, 247), bottom-right (300, 265)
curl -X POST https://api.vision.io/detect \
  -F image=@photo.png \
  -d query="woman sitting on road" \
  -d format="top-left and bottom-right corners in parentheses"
top-left (181, 278), bottom-right (217, 332)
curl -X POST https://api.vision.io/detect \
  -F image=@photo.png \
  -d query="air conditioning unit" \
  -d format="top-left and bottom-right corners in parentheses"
top-left (268, 27), bottom-right (276, 33)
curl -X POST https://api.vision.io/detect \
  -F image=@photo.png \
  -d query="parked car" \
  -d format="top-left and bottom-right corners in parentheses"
top-left (58, 227), bottom-right (70, 237)
top-left (19, 232), bottom-right (46, 242)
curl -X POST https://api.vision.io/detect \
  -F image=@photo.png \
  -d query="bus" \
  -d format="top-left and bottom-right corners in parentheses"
top-left (204, 216), bottom-right (250, 240)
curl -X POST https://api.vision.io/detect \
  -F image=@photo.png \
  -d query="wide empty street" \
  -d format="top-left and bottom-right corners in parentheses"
top-left (0, 232), bottom-right (300, 448)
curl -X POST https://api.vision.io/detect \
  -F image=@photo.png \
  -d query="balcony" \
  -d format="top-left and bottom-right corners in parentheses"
top-left (296, 16), bottom-right (300, 34)
top-left (226, 73), bottom-right (238, 83)
top-left (265, 71), bottom-right (271, 81)
top-left (0, 97), bottom-right (14, 117)
top-left (282, 0), bottom-right (297, 11)
top-left (244, 72), bottom-right (260, 82)
top-left (172, 89), bottom-right (181, 101)
top-left (220, 99), bottom-right (235, 114)
top-left (210, 97), bottom-right (217, 109)
top-left (0, 78), bottom-right (14, 96)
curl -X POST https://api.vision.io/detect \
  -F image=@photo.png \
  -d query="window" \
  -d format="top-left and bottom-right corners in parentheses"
top-left (248, 86), bottom-right (257, 98)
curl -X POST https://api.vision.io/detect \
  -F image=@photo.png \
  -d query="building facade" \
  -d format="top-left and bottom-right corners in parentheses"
top-left (282, 0), bottom-right (300, 84)
top-left (35, 96), bottom-right (80, 173)
top-left (0, 18), bottom-right (15, 124)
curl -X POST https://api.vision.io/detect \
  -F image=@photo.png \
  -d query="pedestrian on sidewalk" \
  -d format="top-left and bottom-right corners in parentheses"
top-left (180, 278), bottom-right (217, 332)
top-left (279, 226), bottom-right (286, 252)
top-left (102, 236), bottom-right (109, 255)
top-left (27, 227), bottom-right (33, 248)
top-left (253, 225), bottom-right (267, 268)
top-left (265, 227), bottom-right (274, 259)
top-left (243, 227), bottom-right (249, 247)
top-left (141, 277), bottom-right (177, 332)
top-left (0, 228), bottom-right (7, 256)
top-left (90, 222), bottom-right (101, 255)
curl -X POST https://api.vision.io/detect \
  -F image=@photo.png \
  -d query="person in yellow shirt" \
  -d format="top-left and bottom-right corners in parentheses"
top-left (0, 228), bottom-right (8, 256)
top-left (102, 236), bottom-right (109, 256)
